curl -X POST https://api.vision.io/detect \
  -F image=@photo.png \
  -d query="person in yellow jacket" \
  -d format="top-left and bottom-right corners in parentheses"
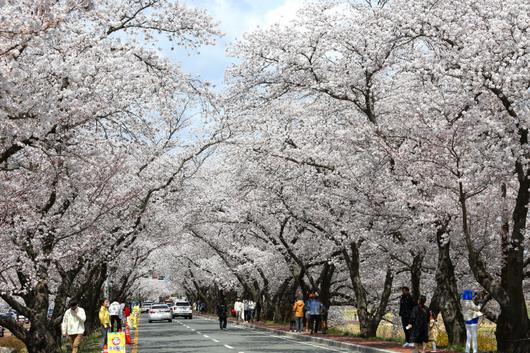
top-left (99, 299), bottom-right (110, 348)
top-left (293, 298), bottom-right (305, 333)
top-left (131, 304), bottom-right (140, 329)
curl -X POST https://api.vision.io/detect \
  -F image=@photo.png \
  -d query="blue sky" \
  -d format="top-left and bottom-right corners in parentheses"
top-left (163, 0), bottom-right (305, 89)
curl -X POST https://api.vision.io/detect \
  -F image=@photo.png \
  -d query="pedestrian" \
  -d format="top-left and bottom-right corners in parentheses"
top-left (461, 290), bottom-right (483, 353)
top-left (99, 299), bottom-right (111, 348)
top-left (288, 299), bottom-right (296, 332)
top-left (234, 299), bottom-right (243, 324)
top-left (399, 286), bottom-right (415, 347)
top-left (255, 301), bottom-right (262, 321)
top-left (216, 301), bottom-right (228, 330)
top-left (304, 294), bottom-right (312, 333)
top-left (320, 304), bottom-right (328, 334)
top-left (293, 297), bottom-right (305, 333)
top-left (61, 301), bottom-right (86, 353)
top-left (131, 303), bottom-right (140, 329)
top-left (429, 310), bottom-right (440, 352)
top-left (108, 300), bottom-right (121, 332)
top-left (249, 300), bottom-right (256, 321)
top-left (123, 303), bottom-right (131, 328)
top-left (243, 299), bottom-right (250, 322)
top-left (119, 302), bottom-right (126, 329)
top-left (407, 295), bottom-right (429, 353)
top-left (309, 293), bottom-right (322, 334)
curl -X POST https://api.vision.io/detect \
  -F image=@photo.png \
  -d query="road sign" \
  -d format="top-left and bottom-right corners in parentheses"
top-left (107, 332), bottom-right (126, 353)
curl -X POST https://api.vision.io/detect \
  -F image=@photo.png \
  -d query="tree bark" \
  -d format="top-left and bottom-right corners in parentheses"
top-left (430, 221), bottom-right (466, 346)
top-left (459, 172), bottom-right (530, 353)
top-left (343, 240), bottom-right (394, 337)
top-left (410, 252), bottom-right (424, 303)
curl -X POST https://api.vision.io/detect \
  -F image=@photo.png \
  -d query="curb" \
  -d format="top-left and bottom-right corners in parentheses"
top-left (197, 315), bottom-right (398, 353)
top-left (240, 323), bottom-right (398, 353)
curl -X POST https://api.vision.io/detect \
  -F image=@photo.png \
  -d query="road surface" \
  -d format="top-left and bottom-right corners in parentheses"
top-left (137, 315), bottom-right (350, 353)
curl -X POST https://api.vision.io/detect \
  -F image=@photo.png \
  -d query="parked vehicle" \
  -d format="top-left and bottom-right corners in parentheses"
top-left (0, 312), bottom-right (15, 322)
top-left (17, 314), bottom-right (29, 324)
top-left (171, 301), bottom-right (192, 319)
top-left (141, 302), bottom-right (154, 313)
top-left (148, 304), bottom-right (172, 323)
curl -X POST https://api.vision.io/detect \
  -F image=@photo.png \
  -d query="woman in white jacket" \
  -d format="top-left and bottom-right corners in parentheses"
top-left (461, 290), bottom-right (483, 353)
top-left (61, 301), bottom-right (86, 353)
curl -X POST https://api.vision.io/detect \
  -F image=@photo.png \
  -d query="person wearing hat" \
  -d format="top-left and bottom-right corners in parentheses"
top-left (61, 301), bottom-right (86, 353)
top-left (461, 290), bottom-right (483, 353)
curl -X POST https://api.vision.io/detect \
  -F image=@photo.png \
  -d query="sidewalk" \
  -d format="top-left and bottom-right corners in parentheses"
top-left (199, 314), bottom-right (449, 353)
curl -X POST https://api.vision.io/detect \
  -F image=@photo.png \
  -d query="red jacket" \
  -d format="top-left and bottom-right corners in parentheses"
top-left (124, 306), bottom-right (131, 317)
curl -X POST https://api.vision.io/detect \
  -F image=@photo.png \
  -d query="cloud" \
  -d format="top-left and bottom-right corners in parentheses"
top-left (261, 0), bottom-right (306, 28)
top-left (164, 0), bottom-right (307, 86)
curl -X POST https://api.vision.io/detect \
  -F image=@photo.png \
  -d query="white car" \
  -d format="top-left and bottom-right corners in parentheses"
top-left (171, 301), bottom-right (192, 319)
top-left (141, 302), bottom-right (153, 313)
top-left (148, 304), bottom-right (172, 323)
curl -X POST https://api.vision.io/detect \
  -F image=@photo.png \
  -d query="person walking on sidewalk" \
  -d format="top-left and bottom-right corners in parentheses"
top-left (304, 294), bottom-right (312, 333)
top-left (399, 286), bottom-right (415, 347)
top-left (288, 299), bottom-right (296, 332)
top-left (123, 303), bottom-right (132, 328)
top-left (99, 299), bottom-right (111, 348)
top-left (249, 300), bottom-right (256, 321)
top-left (308, 293), bottom-right (322, 334)
top-left (255, 301), bottom-right (262, 321)
top-left (407, 295), bottom-right (429, 353)
top-left (109, 300), bottom-right (122, 332)
top-left (243, 299), bottom-right (251, 322)
top-left (61, 301), bottom-right (86, 353)
top-left (234, 299), bottom-right (243, 324)
top-left (293, 297), bottom-right (305, 333)
top-left (217, 301), bottom-right (228, 330)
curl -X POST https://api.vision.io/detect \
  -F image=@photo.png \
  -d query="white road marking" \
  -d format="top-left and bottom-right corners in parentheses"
top-left (269, 335), bottom-right (347, 352)
top-left (212, 338), bottom-right (220, 343)
top-left (224, 344), bottom-right (234, 349)
top-left (197, 331), bottom-right (202, 334)
top-left (191, 328), bottom-right (196, 331)
top-left (203, 334), bottom-right (209, 338)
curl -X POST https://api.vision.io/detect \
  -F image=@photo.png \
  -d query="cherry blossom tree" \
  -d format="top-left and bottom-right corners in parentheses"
top-left (0, 1), bottom-right (222, 352)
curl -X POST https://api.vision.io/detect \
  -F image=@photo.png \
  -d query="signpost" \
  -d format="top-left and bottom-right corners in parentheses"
top-left (108, 332), bottom-right (126, 353)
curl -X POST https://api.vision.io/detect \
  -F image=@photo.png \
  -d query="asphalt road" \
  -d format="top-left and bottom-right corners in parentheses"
top-left (138, 315), bottom-right (350, 353)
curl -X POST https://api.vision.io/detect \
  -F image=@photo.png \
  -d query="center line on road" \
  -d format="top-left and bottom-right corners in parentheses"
top-left (211, 338), bottom-right (220, 343)
top-left (203, 334), bottom-right (209, 338)
top-left (224, 344), bottom-right (234, 349)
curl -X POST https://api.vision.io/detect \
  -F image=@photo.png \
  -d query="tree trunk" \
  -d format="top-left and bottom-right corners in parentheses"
top-left (319, 262), bottom-right (335, 309)
top-left (24, 320), bottom-right (61, 353)
top-left (459, 171), bottom-right (530, 353)
top-left (410, 252), bottom-right (424, 303)
top-left (343, 240), bottom-right (394, 338)
top-left (430, 221), bottom-right (466, 346)
top-left (79, 264), bottom-right (107, 333)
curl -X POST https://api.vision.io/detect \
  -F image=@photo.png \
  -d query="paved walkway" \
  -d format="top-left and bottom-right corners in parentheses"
top-left (199, 315), bottom-right (452, 353)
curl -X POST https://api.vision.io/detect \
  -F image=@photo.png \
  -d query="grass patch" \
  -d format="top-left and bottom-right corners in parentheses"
top-left (59, 332), bottom-right (101, 353)
top-left (329, 320), bottom-right (497, 351)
